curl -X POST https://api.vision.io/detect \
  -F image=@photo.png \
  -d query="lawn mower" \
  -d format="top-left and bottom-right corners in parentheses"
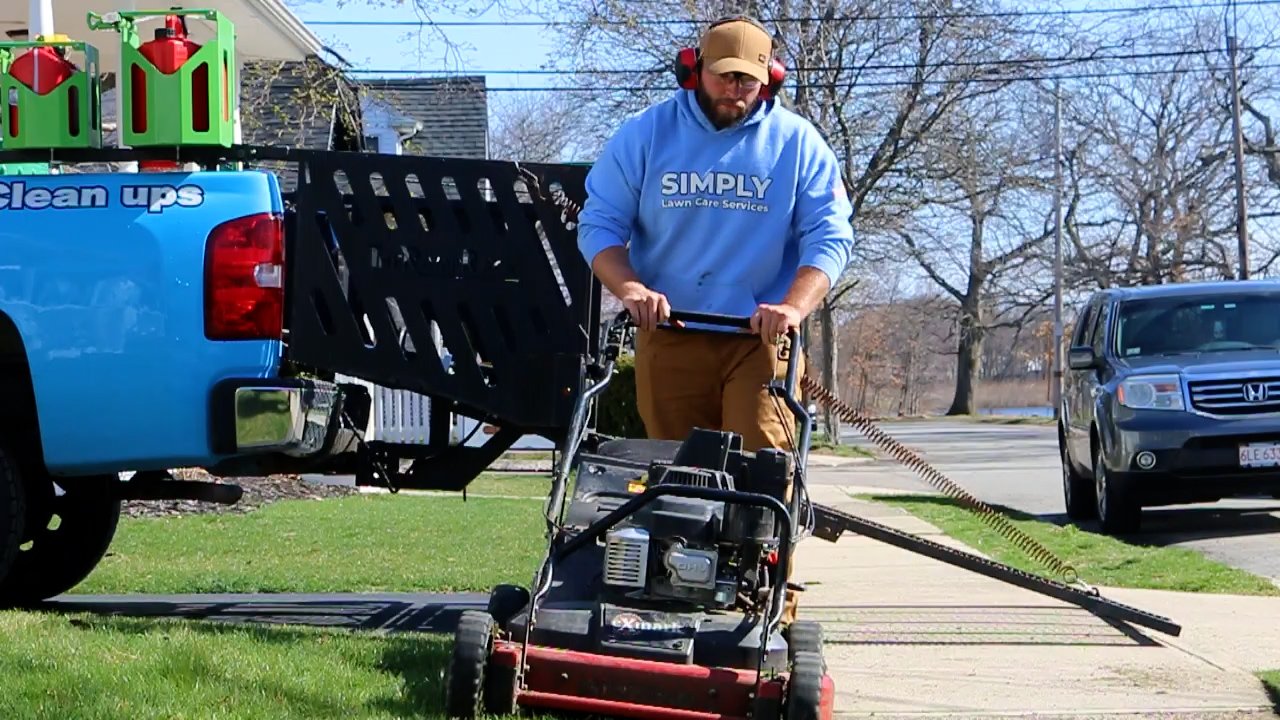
top-left (443, 308), bottom-right (833, 720)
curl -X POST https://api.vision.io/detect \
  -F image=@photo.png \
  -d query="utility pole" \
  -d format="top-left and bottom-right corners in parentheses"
top-left (1052, 79), bottom-right (1064, 421)
top-left (1226, 3), bottom-right (1250, 279)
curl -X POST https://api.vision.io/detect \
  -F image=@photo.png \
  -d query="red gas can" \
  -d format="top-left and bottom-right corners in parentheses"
top-left (132, 15), bottom-right (209, 135)
top-left (6, 46), bottom-right (77, 136)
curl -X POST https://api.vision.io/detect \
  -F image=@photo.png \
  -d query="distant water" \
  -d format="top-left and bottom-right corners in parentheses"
top-left (978, 405), bottom-right (1054, 417)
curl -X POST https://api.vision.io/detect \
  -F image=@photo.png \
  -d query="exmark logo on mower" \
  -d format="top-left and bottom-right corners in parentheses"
top-left (608, 612), bottom-right (687, 635)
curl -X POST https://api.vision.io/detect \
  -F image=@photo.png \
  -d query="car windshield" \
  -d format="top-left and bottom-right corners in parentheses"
top-left (1114, 291), bottom-right (1280, 358)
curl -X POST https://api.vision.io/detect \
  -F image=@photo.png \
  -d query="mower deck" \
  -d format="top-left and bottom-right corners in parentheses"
top-left (489, 641), bottom-right (828, 720)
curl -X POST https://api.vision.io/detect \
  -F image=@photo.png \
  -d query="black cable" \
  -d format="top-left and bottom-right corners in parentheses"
top-left (302, 0), bottom-right (1280, 26)
top-left (333, 43), bottom-right (1280, 77)
top-left (343, 61), bottom-right (1280, 90)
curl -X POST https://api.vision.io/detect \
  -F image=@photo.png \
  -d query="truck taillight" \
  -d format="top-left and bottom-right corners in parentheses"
top-left (204, 212), bottom-right (285, 340)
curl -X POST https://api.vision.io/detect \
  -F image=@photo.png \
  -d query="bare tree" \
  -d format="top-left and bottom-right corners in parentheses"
top-left (487, 91), bottom-right (591, 162)
top-left (895, 86), bottom-right (1055, 415)
top-left (288, 0), bottom-right (547, 69)
top-left (529, 0), bottom-right (1062, 432)
top-left (1060, 14), bottom-right (1280, 285)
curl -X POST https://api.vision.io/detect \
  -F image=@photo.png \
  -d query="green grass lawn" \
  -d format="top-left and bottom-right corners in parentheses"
top-left (0, 478), bottom-right (562, 718)
top-left (462, 473), bottom-right (552, 497)
top-left (808, 433), bottom-right (874, 458)
top-left (0, 613), bottom-right (455, 720)
top-left (870, 414), bottom-right (1056, 426)
top-left (76, 487), bottom-right (548, 596)
top-left (861, 493), bottom-right (1280, 596)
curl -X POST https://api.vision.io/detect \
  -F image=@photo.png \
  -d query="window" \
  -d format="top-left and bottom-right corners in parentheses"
top-left (1090, 301), bottom-right (1112, 355)
top-left (1071, 297), bottom-right (1098, 347)
top-left (1114, 291), bottom-right (1280, 357)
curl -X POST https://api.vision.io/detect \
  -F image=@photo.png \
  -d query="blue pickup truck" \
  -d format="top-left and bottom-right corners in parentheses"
top-left (0, 145), bottom-right (598, 605)
top-left (0, 167), bottom-right (341, 603)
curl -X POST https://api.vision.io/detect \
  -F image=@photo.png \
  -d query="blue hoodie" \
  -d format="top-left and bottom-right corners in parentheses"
top-left (577, 89), bottom-right (855, 327)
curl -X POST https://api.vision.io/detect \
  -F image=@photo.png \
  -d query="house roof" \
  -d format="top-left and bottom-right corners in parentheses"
top-left (234, 58), bottom-right (363, 189)
top-left (358, 76), bottom-right (489, 159)
top-left (239, 58), bottom-right (362, 150)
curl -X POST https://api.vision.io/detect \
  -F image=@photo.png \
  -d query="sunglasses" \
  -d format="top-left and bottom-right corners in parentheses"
top-left (708, 72), bottom-right (762, 91)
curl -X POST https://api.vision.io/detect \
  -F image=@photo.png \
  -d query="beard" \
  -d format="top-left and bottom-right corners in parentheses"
top-left (696, 87), bottom-right (750, 129)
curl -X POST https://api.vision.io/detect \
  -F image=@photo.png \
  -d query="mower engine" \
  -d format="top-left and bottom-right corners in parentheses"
top-left (602, 456), bottom-right (790, 611)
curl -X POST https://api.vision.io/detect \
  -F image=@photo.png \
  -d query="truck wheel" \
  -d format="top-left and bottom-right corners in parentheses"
top-left (0, 472), bottom-right (119, 606)
top-left (1094, 446), bottom-right (1140, 535)
top-left (0, 446), bottom-right (26, 589)
top-left (1061, 431), bottom-right (1097, 523)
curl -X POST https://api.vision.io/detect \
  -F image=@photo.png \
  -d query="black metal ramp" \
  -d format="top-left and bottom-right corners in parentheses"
top-left (285, 151), bottom-right (601, 438)
top-left (810, 503), bottom-right (1183, 637)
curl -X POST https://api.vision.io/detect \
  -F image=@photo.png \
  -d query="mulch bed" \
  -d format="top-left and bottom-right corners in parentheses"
top-left (121, 469), bottom-right (361, 520)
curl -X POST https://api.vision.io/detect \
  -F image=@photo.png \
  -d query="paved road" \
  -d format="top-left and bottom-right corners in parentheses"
top-left (815, 420), bottom-right (1280, 583)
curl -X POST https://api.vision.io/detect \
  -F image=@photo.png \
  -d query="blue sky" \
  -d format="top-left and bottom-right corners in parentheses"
top-left (280, 0), bottom-right (1277, 93)
top-left (284, 1), bottom-right (562, 91)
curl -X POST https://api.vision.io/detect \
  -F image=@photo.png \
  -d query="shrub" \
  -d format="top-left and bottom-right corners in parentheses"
top-left (594, 352), bottom-right (646, 438)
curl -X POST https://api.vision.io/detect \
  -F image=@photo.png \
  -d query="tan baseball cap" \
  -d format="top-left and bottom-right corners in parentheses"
top-left (700, 17), bottom-right (772, 84)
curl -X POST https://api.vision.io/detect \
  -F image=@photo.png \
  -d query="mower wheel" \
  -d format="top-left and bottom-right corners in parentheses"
top-left (444, 610), bottom-right (499, 718)
top-left (785, 651), bottom-right (825, 720)
top-left (785, 621), bottom-right (824, 666)
top-left (486, 584), bottom-right (529, 626)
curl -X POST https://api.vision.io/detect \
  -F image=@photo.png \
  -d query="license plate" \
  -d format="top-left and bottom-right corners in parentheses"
top-left (1239, 443), bottom-right (1280, 468)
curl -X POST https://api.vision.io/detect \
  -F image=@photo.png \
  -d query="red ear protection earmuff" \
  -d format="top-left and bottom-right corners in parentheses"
top-left (674, 47), bottom-right (700, 90)
top-left (763, 57), bottom-right (786, 99)
top-left (672, 48), bottom-right (787, 99)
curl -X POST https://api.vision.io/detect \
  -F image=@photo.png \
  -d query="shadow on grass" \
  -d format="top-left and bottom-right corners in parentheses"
top-left (1258, 672), bottom-right (1280, 713)
top-left (36, 594), bottom-right (486, 634)
top-left (372, 636), bottom-right (452, 718)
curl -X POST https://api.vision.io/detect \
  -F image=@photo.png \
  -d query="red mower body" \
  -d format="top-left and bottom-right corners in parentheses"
top-left (490, 640), bottom-right (834, 720)
top-left (486, 638), bottom-right (829, 717)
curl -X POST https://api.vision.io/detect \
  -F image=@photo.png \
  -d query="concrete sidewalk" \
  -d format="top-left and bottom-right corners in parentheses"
top-left (794, 483), bottom-right (1280, 719)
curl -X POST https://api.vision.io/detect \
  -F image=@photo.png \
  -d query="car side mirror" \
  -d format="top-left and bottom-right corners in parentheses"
top-left (1068, 347), bottom-right (1097, 370)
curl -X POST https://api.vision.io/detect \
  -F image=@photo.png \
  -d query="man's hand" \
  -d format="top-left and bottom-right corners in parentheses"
top-left (619, 281), bottom-right (674, 332)
top-left (590, 247), bottom-right (678, 332)
top-left (751, 267), bottom-right (832, 340)
top-left (751, 302), bottom-right (804, 341)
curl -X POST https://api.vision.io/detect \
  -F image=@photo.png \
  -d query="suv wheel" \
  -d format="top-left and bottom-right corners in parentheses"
top-left (1060, 425), bottom-right (1097, 522)
top-left (1093, 444), bottom-right (1140, 534)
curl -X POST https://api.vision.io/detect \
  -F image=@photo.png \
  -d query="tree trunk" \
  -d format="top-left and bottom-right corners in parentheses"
top-left (947, 302), bottom-right (985, 416)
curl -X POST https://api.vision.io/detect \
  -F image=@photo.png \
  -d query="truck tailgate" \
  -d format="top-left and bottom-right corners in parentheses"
top-left (0, 170), bottom-right (284, 473)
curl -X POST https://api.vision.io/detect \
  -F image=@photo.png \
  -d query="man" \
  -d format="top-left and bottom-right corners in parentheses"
top-left (577, 14), bottom-right (855, 455)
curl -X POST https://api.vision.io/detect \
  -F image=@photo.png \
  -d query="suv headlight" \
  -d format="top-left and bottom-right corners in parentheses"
top-left (1117, 374), bottom-right (1184, 410)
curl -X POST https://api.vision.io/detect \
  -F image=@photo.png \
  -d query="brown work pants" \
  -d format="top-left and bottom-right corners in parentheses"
top-left (633, 327), bottom-right (807, 625)
top-left (633, 327), bottom-right (806, 453)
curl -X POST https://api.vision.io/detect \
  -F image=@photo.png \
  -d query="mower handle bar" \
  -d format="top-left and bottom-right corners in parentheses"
top-left (597, 309), bottom-right (814, 542)
top-left (608, 307), bottom-right (802, 372)
top-left (606, 306), bottom-right (809, 434)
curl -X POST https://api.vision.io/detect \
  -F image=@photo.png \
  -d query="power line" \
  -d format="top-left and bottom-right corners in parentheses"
top-left (342, 43), bottom-right (1280, 76)
top-left (346, 62), bottom-right (1280, 90)
top-left (303, 0), bottom-right (1280, 26)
